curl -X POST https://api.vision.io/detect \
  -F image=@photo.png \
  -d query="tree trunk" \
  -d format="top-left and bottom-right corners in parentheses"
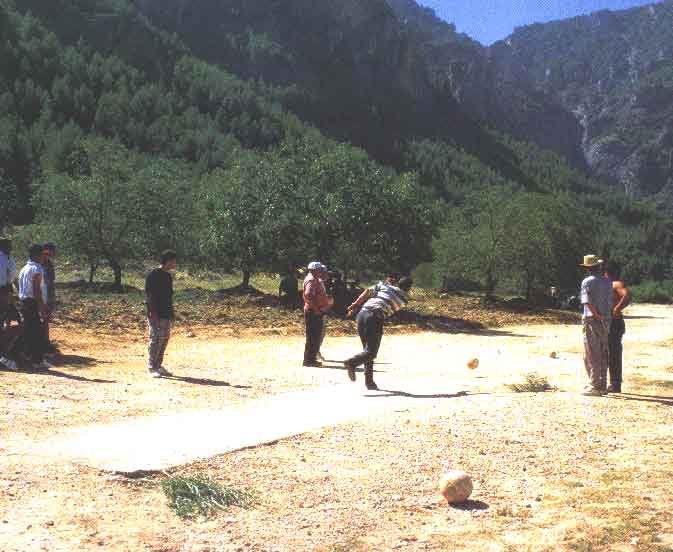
top-left (88, 261), bottom-right (98, 284)
top-left (485, 268), bottom-right (496, 301)
top-left (241, 270), bottom-right (251, 289)
top-left (108, 258), bottom-right (122, 291)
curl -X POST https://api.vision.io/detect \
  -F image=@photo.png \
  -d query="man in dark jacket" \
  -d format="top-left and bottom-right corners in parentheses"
top-left (145, 250), bottom-right (177, 378)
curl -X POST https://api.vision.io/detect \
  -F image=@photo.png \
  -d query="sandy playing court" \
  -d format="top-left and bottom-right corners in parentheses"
top-left (1, 304), bottom-right (672, 551)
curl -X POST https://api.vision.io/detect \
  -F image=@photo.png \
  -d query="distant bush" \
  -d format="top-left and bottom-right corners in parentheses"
top-left (631, 280), bottom-right (673, 304)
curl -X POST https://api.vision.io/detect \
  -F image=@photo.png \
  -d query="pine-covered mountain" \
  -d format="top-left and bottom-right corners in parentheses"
top-left (133, 0), bottom-right (673, 207)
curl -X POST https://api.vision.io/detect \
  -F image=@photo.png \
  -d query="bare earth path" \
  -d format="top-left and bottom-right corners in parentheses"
top-left (1, 304), bottom-right (672, 551)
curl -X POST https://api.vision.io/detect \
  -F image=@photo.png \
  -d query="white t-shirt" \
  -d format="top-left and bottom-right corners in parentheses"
top-left (18, 261), bottom-right (47, 302)
top-left (0, 252), bottom-right (17, 287)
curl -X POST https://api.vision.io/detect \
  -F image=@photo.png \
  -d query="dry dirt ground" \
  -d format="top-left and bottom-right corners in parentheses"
top-left (1, 304), bottom-right (672, 552)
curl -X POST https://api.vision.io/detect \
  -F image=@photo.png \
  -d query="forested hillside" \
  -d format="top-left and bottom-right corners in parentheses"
top-left (2, 0), bottom-right (672, 295)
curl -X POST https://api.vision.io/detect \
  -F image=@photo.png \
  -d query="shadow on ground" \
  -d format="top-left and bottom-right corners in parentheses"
top-left (51, 354), bottom-right (100, 368)
top-left (451, 499), bottom-right (490, 511)
top-left (369, 390), bottom-right (485, 399)
top-left (33, 368), bottom-right (115, 384)
top-left (392, 311), bottom-right (529, 337)
top-left (165, 375), bottom-right (252, 389)
top-left (611, 393), bottom-right (673, 407)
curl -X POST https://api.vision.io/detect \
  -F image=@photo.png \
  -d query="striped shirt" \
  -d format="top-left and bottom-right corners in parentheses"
top-left (18, 261), bottom-right (47, 302)
top-left (362, 281), bottom-right (409, 318)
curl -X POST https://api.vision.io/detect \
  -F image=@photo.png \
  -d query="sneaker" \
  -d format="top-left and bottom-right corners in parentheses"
top-left (149, 370), bottom-right (162, 378)
top-left (365, 380), bottom-right (379, 391)
top-left (33, 360), bottom-right (53, 371)
top-left (581, 388), bottom-right (605, 397)
top-left (0, 357), bottom-right (18, 371)
top-left (606, 384), bottom-right (621, 393)
top-left (154, 366), bottom-right (173, 377)
top-left (302, 361), bottom-right (322, 367)
top-left (344, 360), bottom-right (357, 382)
top-left (316, 352), bottom-right (325, 363)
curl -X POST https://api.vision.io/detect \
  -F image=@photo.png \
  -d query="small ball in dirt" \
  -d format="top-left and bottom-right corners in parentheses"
top-left (549, 352), bottom-right (558, 359)
top-left (186, 331), bottom-right (196, 338)
top-left (439, 470), bottom-right (473, 504)
top-left (467, 358), bottom-right (479, 370)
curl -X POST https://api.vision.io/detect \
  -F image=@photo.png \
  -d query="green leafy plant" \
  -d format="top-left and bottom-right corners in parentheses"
top-left (161, 476), bottom-right (254, 519)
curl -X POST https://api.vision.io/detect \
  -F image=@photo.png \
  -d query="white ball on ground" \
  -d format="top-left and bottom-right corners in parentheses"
top-left (439, 470), bottom-right (473, 504)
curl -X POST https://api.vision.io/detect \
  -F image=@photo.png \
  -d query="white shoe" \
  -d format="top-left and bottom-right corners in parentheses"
top-left (149, 367), bottom-right (173, 378)
top-left (581, 388), bottom-right (605, 397)
top-left (33, 360), bottom-right (53, 371)
top-left (0, 357), bottom-right (18, 371)
top-left (316, 352), bottom-right (325, 363)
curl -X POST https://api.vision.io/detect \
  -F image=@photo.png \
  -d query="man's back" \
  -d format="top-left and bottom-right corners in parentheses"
top-left (581, 274), bottom-right (613, 320)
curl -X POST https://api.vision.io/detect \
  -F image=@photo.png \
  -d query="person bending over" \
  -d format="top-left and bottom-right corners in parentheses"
top-left (344, 275), bottom-right (413, 390)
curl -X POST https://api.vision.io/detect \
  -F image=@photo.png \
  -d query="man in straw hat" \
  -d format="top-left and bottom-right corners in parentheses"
top-left (579, 254), bottom-right (613, 396)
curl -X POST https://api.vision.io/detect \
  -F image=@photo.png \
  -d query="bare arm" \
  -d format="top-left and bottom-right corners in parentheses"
top-left (613, 281), bottom-right (632, 315)
top-left (347, 288), bottom-right (373, 316)
top-left (33, 272), bottom-right (46, 316)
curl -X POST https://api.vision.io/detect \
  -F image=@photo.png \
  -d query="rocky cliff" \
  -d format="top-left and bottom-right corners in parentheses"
top-left (489, 1), bottom-right (673, 202)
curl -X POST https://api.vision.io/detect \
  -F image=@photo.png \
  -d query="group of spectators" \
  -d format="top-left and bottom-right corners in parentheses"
top-left (0, 239), bottom-right (57, 372)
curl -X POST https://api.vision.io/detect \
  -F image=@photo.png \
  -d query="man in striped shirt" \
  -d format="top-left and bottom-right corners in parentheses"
top-left (344, 274), bottom-right (413, 390)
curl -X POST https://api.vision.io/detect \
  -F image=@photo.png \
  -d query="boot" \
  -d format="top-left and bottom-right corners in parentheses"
top-left (364, 365), bottom-right (378, 391)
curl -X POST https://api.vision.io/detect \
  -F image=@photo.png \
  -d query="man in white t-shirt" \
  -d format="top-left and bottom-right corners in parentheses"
top-left (17, 244), bottom-right (51, 371)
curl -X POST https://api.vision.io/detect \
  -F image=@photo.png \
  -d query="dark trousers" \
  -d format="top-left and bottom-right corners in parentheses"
top-left (609, 317), bottom-right (626, 387)
top-left (346, 309), bottom-right (384, 372)
top-left (304, 311), bottom-right (324, 364)
top-left (19, 299), bottom-right (46, 364)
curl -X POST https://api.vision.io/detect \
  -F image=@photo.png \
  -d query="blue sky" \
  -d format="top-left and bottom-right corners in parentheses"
top-left (418, 0), bottom-right (660, 45)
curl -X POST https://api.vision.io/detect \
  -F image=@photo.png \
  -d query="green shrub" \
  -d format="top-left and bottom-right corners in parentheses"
top-left (507, 373), bottom-right (557, 393)
top-left (631, 280), bottom-right (673, 304)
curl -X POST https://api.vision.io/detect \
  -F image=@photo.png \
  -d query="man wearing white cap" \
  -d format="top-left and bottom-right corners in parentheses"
top-left (303, 262), bottom-right (332, 367)
top-left (579, 254), bottom-right (613, 396)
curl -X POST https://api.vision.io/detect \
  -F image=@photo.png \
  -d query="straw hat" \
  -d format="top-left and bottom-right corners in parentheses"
top-left (579, 254), bottom-right (604, 268)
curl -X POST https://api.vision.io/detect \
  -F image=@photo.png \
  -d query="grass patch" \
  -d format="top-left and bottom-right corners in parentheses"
top-left (161, 475), bottom-right (254, 519)
top-left (507, 373), bottom-right (557, 393)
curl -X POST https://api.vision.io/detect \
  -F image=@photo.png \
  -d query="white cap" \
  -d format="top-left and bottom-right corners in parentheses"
top-left (307, 261), bottom-right (322, 271)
